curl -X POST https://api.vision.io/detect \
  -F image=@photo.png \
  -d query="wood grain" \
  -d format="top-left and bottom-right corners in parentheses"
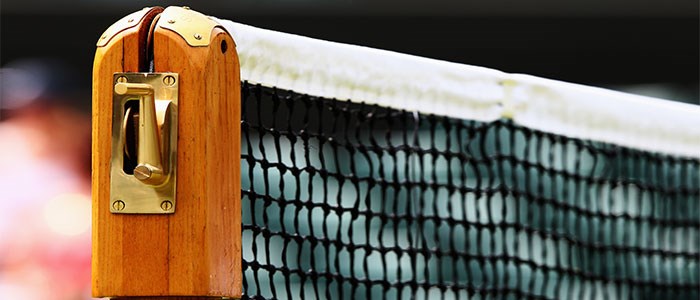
top-left (92, 8), bottom-right (241, 298)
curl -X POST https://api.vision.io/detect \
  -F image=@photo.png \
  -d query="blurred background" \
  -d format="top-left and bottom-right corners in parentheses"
top-left (0, 0), bottom-right (698, 299)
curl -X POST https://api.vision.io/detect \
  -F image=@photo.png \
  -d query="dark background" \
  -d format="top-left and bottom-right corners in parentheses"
top-left (1, 0), bottom-right (699, 105)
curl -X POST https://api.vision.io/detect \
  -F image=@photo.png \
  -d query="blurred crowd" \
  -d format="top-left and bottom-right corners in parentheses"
top-left (0, 59), bottom-right (92, 299)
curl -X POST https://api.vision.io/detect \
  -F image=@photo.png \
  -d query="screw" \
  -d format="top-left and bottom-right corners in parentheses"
top-left (183, 6), bottom-right (190, 10)
top-left (167, 19), bottom-right (176, 24)
top-left (101, 35), bottom-right (107, 40)
top-left (127, 18), bottom-right (134, 23)
top-left (161, 200), bottom-right (173, 211)
top-left (133, 165), bottom-right (153, 181)
top-left (113, 200), bottom-right (125, 211)
top-left (193, 33), bottom-right (202, 40)
top-left (163, 75), bottom-right (176, 86)
top-left (116, 76), bottom-right (128, 83)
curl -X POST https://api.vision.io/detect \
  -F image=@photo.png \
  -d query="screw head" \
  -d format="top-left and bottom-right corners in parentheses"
top-left (127, 18), bottom-right (134, 23)
top-left (160, 200), bottom-right (173, 211)
top-left (193, 33), bottom-right (202, 40)
top-left (101, 35), bottom-right (107, 40)
top-left (133, 165), bottom-right (153, 181)
top-left (163, 75), bottom-right (176, 86)
top-left (116, 76), bottom-right (128, 83)
top-left (167, 19), bottom-right (176, 24)
top-left (113, 200), bottom-right (125, 211)
top-left (182, 6), bottom-right (190, 10)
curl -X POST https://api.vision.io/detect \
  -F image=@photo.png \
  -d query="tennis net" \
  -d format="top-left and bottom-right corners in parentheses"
top-left (221, 20), bottom-right (700, 299)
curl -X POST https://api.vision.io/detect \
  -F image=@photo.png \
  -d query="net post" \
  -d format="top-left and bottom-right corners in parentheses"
top-left (92, 6), bottom-right (241, 298)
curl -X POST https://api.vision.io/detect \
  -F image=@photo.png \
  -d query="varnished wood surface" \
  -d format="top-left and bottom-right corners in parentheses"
top-left (92, 7), bottom-right (241, 298)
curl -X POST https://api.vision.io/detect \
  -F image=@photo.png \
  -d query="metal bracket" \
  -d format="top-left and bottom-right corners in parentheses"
top-left (157, 6), bottom-right (224, 47)
top-left (110, 73), bottom-right (178, 214)
top-left (97, 7), bottom-right (152, 47)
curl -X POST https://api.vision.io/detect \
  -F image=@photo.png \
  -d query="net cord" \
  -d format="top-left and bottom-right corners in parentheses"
top-left (219, 19), bottom-right (700, 159)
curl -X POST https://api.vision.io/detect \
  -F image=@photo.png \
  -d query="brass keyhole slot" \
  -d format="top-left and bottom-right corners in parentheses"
top-left (122, 100), bottom-right (140, 175)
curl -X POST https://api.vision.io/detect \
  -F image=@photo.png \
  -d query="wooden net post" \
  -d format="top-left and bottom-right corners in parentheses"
top-left (91, 6), bottom-right (241, 298)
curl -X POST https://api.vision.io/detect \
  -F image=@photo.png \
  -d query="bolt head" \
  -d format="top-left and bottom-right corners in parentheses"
top-left (194, 33), bottom-right (202, 40)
